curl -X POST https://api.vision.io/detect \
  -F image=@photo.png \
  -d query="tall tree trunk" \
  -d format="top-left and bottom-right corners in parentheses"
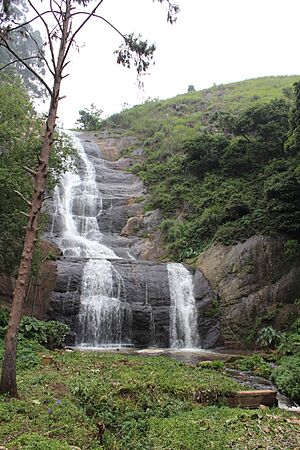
top-left (0, 1), bottom-right (71, 397)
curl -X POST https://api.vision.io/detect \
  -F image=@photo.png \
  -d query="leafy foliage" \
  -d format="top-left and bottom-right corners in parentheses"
top-left (272, 355), bottom-right (300, 402)
top-left (76, 103), bottom-right (102, 131)
top-left (0, 0), bottom-right (46, 97)
top-left (256, 326), bottom-right (280, 349)
top-left (227, 355), bottom-right (272, 378)
top-left (0, 309), bottom-right (69, 350)
top-left (19, 317), bottom-right (69, 350)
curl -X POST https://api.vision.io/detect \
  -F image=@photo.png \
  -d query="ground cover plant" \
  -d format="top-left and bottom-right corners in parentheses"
top-left (0, 347), bottom-right (299, 449)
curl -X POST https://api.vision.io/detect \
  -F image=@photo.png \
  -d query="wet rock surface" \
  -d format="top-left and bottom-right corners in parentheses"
top-left (45, 132), bottom-right (217, 348)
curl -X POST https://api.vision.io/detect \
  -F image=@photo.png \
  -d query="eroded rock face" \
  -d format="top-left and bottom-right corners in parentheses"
top-left (196, 235), bottom-right (300, 348)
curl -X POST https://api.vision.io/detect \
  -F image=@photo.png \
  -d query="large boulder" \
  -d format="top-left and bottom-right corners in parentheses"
top-left (196, 235), bottom-right (300, 348)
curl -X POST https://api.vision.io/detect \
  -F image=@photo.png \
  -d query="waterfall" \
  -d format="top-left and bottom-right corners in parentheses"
top-left (52, 132), bottom-right (131, 347)
top-left (77, 259), bottom-right (131, 347)
top-left (167, 263), bottom-right (199, 349)
top-left (52, 132), bottom-right (116, 259)
top-left (51, 132), bottom-right (201, 349)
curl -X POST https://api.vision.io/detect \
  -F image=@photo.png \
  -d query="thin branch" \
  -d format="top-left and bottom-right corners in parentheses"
top-left (27, 0), bottom-right (57, 72)
top-left (17, 26), bottom-right (55, 76)
top-left (0, 56), bottom-right (41, 71)
top-left (18, 164), bottom-right (37, 177)
top-left (63, 0), bottom-right (105, 67)
top-left (42, 195), bottom-right (52, 202)
top-left (71, 11), bottom-right (126, 41)
top-left (50, 0), bottom-right (63, 34)
top-left (14, 190), bottom-right (32, 207)
top-left (18, 211), bottom-right (29, 218)
top-left (7, 11), bottom-right (58, 33)
top-left (0, 35), bottom-right (52, 95)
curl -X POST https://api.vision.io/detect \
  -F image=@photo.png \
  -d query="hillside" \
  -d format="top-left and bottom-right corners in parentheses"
top-left (100, 75), bottom-right (300, 261)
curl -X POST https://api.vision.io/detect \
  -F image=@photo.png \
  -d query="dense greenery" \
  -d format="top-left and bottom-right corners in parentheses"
top-left (0, 308), bottom-right (69, 350)
top-left (101, 76), bottom-right (300, 260)
top-left (76, 103), bottom-right (103, 131)
top-left (0, 349), bottom-right (299, 449)
top-left (0, 74), bottom-right (75, 274)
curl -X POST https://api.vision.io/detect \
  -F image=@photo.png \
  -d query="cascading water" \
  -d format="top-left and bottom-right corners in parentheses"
top-left (52, 132), bottom-right (131, 347)
top-left (50, 132), bottom-right (201, 349)
top-left (167, 263), bottom-right (199, 349)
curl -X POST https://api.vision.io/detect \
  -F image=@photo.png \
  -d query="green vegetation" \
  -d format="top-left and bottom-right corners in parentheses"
top-left (0, 308), bottom-right (69, 350)
top-left (0, 348), bottom-right (299, 449)
top-left (225, 318), bottom-right (300, 403)
top-left (76, 103), bottom-right (103, 131)
top-left (272, 355), bottom-right (300, 403)
top-left (0, 74), bottom-right (75, 275)
top-left (226, 355), bottom-right (272, 379)
top-left (101, 76), bottom-right (300, 260)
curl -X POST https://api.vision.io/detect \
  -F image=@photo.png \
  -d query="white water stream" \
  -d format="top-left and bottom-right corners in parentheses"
top-left (52, 133), bottom-right (129, 346)
top-left (52, 132), bottom-right (199, 348)
top-left (167, 263), bottom-right (199, 348)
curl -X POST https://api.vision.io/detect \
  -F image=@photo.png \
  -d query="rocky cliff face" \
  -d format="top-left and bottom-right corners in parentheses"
top-left (196, 235), bottom-right (300, 348)
top-left (44, 132), bottom-right (215, 348)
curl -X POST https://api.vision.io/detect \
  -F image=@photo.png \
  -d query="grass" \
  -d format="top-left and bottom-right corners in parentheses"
top-left (0, 350), bottom-right (299, 449)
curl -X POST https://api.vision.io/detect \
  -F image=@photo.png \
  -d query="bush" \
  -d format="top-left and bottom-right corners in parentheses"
top-left (0, 310), bottom-right (69, 350)
top-left (0, 308), bottom-right (9, 338)
top-left (43, 320), bottom-right (70, 349)
top-left (228, 355), bottom-right (271, 378)
top-left (272, 355), bottom-right (300, 402)
top-left (256, 326), bottom-right (280, 349)
top-left (277, 332), bottom-right (300, 356)
top-left (20, 317), bottom-right (69, 349)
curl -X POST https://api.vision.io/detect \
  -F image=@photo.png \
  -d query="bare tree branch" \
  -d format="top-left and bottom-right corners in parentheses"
top-left (20, 25), bottom-right (55, 77)
top-left (27, 1), bottom-right (57, 73)
top-left (18, 164), bottom-right (37, 177)
top-left (0, 56), bottom-right (41, 71)
top-left (14, 190), bottom-right (32, 207)
top-left (7, 11), bottom-right (58, 33)
top-left (0, 34), bottom-right (52, 95)
top-left (63, 0), bottom-right (105, 66)
top-left (50, 0), bottom-right (63, 34)
top-left (70, 11), bottom-right (126, 41)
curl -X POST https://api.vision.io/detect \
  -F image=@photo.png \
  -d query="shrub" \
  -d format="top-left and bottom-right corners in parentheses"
top-left (0, 311), bottom-right (69, 350)
top-left (277, 332), bottom-right (300, 356)
top-left (256, 326), bottom-right (279, 349)
top-left (272, 355), bottom-right (300, 402)
top-left (228, 355), bottom-right (271, 378)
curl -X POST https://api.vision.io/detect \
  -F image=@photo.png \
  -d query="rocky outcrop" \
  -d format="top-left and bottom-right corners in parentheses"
top-left (196, 235), bottom-right (300, 348)
top-left (48, 258), bottom-right (171, 347)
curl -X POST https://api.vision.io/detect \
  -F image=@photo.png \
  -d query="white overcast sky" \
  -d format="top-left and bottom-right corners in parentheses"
top-left (46, 0), bottom-right (300, 128)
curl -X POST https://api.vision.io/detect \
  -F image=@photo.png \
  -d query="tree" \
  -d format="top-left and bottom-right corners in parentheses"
top-left (0, 0), bottom-right (46, 97)
top-left (0, 0), bottom-right (179, 396)
top-left (76, 103), bottom-right (103, 131)
top-left (187, 84), bottom-right (195, 92)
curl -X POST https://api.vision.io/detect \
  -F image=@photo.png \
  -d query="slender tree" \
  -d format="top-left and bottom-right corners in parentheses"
top-left (0, 0), bottom-right (179, 396)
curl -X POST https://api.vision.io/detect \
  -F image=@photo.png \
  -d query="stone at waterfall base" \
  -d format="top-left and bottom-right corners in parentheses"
top-left (227, 390), bottom-right (277, 408)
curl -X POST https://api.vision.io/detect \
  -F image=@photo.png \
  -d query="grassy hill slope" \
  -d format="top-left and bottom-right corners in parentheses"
top-left (100, 76), bottom-right (300, 260)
